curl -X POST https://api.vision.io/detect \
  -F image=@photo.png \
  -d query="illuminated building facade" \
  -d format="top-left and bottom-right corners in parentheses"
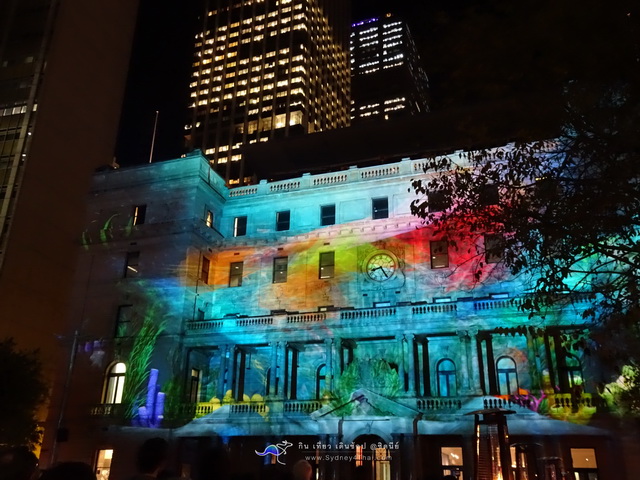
top-left (187, 0), bottom-right (351, 185)
top-left (0, 0), bottom-right (138, 462)
top-left (350, 15), bottom-right (429, 122)
top-left (51, 151), bottom-right (631, 480)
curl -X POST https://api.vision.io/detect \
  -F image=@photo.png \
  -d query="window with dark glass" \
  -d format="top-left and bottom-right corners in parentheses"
top-left (189, 368), bottom-right (201, 403)
top-left (321, 204), bottom-right (336, 226)
top-left (497, 356), bottom-right (519, 395)
top-left (319, 251), bottom-right (334, 279)
top-left (428, 191), bottom-right (450, 212)
top-left (480, 183), bottom-right (500, 206)
top-left (233, 216), bottom-right (247, 237)
top-left (124, 251), bottom-right (140, 278)
top-left (200, 256), bottom-right (210, 284)
top-left (273, 256), bottom-right (288, 283)
top-left (436, 359), bottom-right (457, 397)
top-left (564, 354), bottom-right (584, 389)
top-left (484, 234), bottom-right (504, 264)
top-left (372, 197), bottom-right (389, 219)
top-left (276, 210), bottom-right (290, 231)
top-left (115, 304), bottom-right (132, 337)
top-left (430, 240), bottom-right (449, 269)
top-left (229, 261), bottom-right (243, 287)
top-left (132, 204), bottom-right (146, 225)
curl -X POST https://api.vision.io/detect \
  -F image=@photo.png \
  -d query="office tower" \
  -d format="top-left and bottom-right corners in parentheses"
top-left (187, 0), bottom-right (351, 185)
top-left (0, 0), bottom-right (138, 462)
top-left (350, 15), bottom-right (429, 122)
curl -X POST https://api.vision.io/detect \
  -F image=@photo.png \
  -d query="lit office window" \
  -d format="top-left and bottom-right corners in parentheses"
top-left (273, 257), bottom-right (288, 283)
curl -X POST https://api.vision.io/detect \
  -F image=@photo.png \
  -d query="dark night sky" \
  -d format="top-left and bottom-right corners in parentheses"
top-left (114, 0), bottom-right (635, 167)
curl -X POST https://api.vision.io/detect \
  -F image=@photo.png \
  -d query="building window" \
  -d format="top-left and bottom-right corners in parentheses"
top-left (565, 354), bottom-right (584, 389)
top-left (484, 234), bottom-right (503, 264)
top-left (496, 356), bottom-right (519, 395)
top-left (233, 216), bottom-right (247, 236)
top-left (276, 210), bottom-right (290, 231)
top-left (428, 191), bottom-right (450, 212)
top-left (480, 183), bottom-right (500, 206)
top-left (273, 257), bottom-right (288, 283)
top-left (95, 449), bottom-right (114, 480)
top-left (436, 359), bottom-right (457, 397)
top-left (440, 447), bottom-right (463, 479)
top-left (103, 363), bottom-right (126, 404)
top-left (319, 252), bottom-right (334, 279)
top-left (189, 368), bottom-right (201, 403)
top-left (124, 251), bottom-right (140, 278)
top-left (571, 448), bottom-right (598, 479)
top-left (132, 205), bottom-right (146, 225)
top-left (321, 204), bottom-right (335, 226)
top-left (316, 364), bottom-right (327, 399)
top-left (372, 197), bottom-right (389, 219)
top-left (229, 261), bottom-right (243, 287)
top-left (430, 240), bottom-right (449, 269)
top-left (115, 305), bottom-right (132, 337)
top-left (205, 210), bottom-right (214, 228)
top-left (200, 257), bottom-right (210, 284)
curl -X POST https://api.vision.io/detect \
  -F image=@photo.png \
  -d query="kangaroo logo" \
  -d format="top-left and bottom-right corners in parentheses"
top-left (255, 440), bottom-right (293, 465)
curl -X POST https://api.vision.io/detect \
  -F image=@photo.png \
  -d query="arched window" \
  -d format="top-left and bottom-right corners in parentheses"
top-left (103, 362), bottom-right (126, 404)
top-left (316, 364), bottom-right (327, 400)
top-left (496, 356), bottom-right (519, 395)
top-left (436, 359), bottom-right (457, 397)
top-left (565, 354), bottom-right (583, 389)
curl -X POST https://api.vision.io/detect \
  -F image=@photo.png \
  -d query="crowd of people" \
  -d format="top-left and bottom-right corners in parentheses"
top-left (0, 441), bottom-right (459, 480)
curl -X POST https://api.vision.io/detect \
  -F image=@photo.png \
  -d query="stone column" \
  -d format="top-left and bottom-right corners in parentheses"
top-left (269, 341), bottom-right (278, 397)
top-left (467, 328), bottom-right (482, 394)
top-left (408, 335), bottom-right (417, 396)
top-left (396, 335), bottom-right (406, 392)
top-left (422, 338), bottom-right (431, 397)
top-left (325, 338), bottom-right (334, 392)
top-left (217, 344), bottom-right (229, 399)
top-left (485, 333), bottom-right (498, 395)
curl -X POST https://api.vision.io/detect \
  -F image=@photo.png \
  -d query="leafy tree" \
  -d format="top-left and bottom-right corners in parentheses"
top-left (410, 1), bottom-right (640, 413)
top-left (0, 338), bottom-right (48, 448)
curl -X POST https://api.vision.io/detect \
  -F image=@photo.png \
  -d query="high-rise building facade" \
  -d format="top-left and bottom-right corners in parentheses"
top-left (187, 0), bottom-right (351, 185)
top-left (350, 15), bottom-right (429, 122)
top-left (0, 0), bottom-right (139, 463)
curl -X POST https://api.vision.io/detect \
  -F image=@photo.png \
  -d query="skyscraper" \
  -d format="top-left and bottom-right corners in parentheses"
top-left (350, 14), bottom-right (429, 122)
top-left (0, 0), bottom-right (139, 461)
top-left (187, 0), bottom-right (351, 185)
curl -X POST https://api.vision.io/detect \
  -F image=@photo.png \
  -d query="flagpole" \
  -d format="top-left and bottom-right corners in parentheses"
top-left (149, 110), bottom-right (159, 163)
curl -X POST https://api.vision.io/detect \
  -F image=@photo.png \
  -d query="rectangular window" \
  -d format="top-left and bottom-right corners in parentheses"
top-left (321, 204), bottom-right (336, 226)
top-left (372, 197), bottom-right (389, 219)
top-left (200, 257), bottom-right (210, 284)
top-left (132, 205), bottom-right (146, 225)
top-left (319, 252), bottom-right (335, 279)
top-left (430, 241), bottom-right (449, 269)
top-left (428, 191), bottom-right (450, 212)
top-left (480, 183), bottom-right (500, 206)
top-left (95, 449), bottom-right (114, 480)
top-left (484, 234), bottom-right (503, 264)
top-left (441, 447), bottom-right (463, 479)
top-left (229, 261), bottom-right (243, 287)
top-left (189, 368), bottom-right (201, 403)
top-left (205, 210), bottom-right (214, 228)
top-left (234, 216), bottom-right (247, 236)
top-left (276, 210), bottom-right (290, 231)
top-left (124, 251), bottom-right (140, 278)
top-left (115, 305), bottom-right (132, 337)
top-left (273, 257), bottom-right (288, 283)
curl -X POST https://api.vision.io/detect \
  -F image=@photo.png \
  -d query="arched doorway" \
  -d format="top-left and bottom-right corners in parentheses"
top-left (351, 434), bottom-right (392, 480)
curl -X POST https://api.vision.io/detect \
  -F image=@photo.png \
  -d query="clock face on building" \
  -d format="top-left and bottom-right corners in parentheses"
top-left (366, 253), bottom-right (397, 281)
